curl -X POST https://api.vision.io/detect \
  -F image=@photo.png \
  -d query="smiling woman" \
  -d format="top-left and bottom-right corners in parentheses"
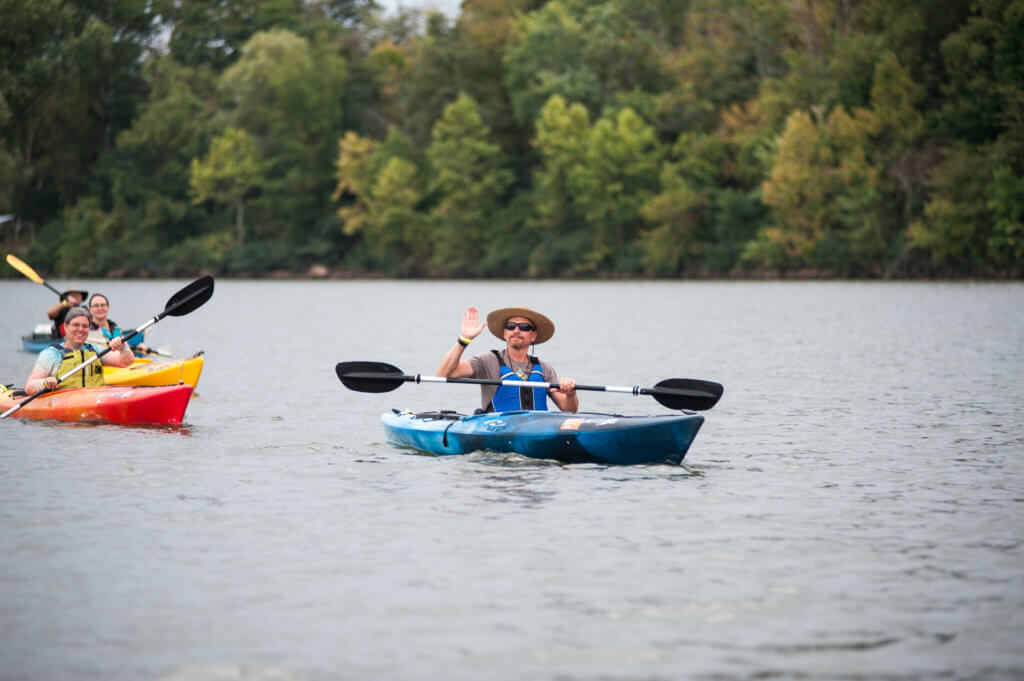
top-left (89, 293), bottom-right (149, 356)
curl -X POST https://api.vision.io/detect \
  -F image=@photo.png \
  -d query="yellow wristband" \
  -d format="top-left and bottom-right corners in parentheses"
top-left (458, 335), bottom-right (472, 347)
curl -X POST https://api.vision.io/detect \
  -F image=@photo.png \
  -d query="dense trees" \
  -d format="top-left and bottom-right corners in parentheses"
top-left (1, 0), bottom-right (1020, 278)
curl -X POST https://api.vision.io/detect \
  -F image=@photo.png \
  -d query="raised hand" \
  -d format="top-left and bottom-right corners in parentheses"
top-left (461, 306), bottom-right (486, 339)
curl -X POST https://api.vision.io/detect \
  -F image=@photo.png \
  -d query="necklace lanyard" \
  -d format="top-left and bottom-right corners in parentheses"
top-left (503, 351), bottom-right (534, 380)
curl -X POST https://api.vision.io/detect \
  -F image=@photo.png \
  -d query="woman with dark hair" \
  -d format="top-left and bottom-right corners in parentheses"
top-left (88, 293), bottom-right (150, 357)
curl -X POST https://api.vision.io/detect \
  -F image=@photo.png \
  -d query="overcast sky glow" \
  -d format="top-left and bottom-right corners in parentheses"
top-left (377, 0), bottom-right (463, 18)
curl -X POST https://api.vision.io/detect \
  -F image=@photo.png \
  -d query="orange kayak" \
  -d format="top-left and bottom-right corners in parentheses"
top-left (0, 384), bottom-right (194, 425)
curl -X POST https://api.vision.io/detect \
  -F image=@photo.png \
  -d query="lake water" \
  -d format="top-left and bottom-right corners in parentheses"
top-left (1, 279), bottom-right (1022, 681)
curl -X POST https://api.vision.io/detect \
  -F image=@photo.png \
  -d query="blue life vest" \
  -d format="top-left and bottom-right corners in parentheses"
top-left (95, 322), bottom-right (142, 349)
top-left (490, 350), bottom-right (548, 412)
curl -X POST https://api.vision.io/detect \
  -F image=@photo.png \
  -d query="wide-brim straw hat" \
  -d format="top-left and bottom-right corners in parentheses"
top-left (61, 286), bottom-right (88, 299)
top-left (487, 306), bottom-right (555, 344)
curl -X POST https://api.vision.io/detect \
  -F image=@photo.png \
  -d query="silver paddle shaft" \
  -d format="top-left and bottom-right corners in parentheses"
top-left (414, 375), bottom-right (641, 394)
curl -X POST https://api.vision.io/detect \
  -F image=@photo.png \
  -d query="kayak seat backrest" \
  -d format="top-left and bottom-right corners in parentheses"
top-left (414, 410), bottom-right (465, 421)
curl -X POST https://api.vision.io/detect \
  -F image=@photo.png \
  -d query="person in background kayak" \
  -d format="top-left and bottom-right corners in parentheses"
top-left (88, 293), bottom-right (150, 356)
top-left (437, 305), bottom-right (578, 413)
top-left (24, 307), bottom-right (134, 395)
top-left (45, 285), bottom-right (88, 337)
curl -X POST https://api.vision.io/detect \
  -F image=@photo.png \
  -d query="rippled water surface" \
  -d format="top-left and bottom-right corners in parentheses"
top-left (2, 279), bottom-right (1022, 681)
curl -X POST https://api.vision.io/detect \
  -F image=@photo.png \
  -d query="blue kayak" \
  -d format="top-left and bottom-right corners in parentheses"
top-left (381, 409), bottom-right (705, 465)
top-left (21, 335), bottom-right (57, 353)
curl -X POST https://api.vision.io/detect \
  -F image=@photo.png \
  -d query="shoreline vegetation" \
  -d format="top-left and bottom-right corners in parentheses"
top-left (5, 265), bottom-right (1020, 282)
top-left (1, 1), bottom-right (1022, 280)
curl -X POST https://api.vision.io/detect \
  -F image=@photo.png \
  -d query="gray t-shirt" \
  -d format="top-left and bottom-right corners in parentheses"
top-left (468, 349), bottom-right (559, 411)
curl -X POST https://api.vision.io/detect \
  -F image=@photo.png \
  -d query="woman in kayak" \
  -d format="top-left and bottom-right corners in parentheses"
top-left (45, 285), bottom-right (88, 337)
top-left (88, 293), bottom-right (150, 356)
top-left (24, 307), bottom-right (134, 395)
top-left (437, 305), bottom-right (578, 413)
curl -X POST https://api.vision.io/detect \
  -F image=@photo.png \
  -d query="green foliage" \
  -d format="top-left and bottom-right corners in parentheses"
top-left (572, 107), bottom-right (663, 271)
top-left (165, 232), bottom-right (234, 275)
top-left (639, 166), bottom-right (705, 274)
top-left (708, 188), bottom-right (764, 272)
top-left (166, 0), bottom-right (306, 70)
top-left (638, 126), bottom-right (766, 274)
top-left (52, 198), bottom-right (114, 276)
top-left (937, 0), bottom-right (1024, 145)
top-left (333, 128), bottom-right (428, 274)
top-left (390, 13), bottom-right (460, 147)
top-left (909, 146), bottom-right (996, 271)
top-left (0, 96), bottom-right (18, 212)
top-left (333, 130), bottom-right (379, 236)
top-left (425, 93), bottom-right (513, 275)
top-left (190, 127), bottom-right (265, 245)
top-left (217, 29), bottom-right (349, 249)
top-left (910, 146), bottom-right (1024, 273)
top-left (832, 33), bottom-right (889, 111)
top-left (528, 95), bottom-right (592, 274)
top-left (451, 0), bottom-right (533, 154)
top-left (503, 1), bottom-right (662, 130)
top-left (654, 0), bottom-right (787, 138)
top-left (109, 57), bottom-right (216, 240)
top-left (366, 157), bottom-right (428, 274)
top-left (753, 104), bottom-right (889, 272)
top-left (503, 3), bottom-right (601, 128)
top-left (532, 95), bottom-right (591, 219)
top-left (988, 165), bottom-right (1024, 265)
top-left (0, 0), bottom-right (158, 224)
top-left (4, 0), bottom-right (1021, 279)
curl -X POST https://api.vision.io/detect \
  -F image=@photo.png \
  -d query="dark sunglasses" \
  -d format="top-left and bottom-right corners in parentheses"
top-left (505, 322), bottom-right (535, 332)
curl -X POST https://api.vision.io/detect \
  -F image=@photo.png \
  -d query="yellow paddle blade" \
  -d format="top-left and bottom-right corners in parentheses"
top-left (5, 254), bottom-right (44, 284)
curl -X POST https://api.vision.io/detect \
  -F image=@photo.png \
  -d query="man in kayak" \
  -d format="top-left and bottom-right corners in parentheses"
top-left (437, 305), bottom-right (578, 413)
top-left (24, 307), bottom-right (134, 395)
top-left (45, 285), bottom-right (88, 337)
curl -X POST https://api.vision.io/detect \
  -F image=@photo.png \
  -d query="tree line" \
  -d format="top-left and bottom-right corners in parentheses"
top-left (1, 0), bottom-right (1021, 279)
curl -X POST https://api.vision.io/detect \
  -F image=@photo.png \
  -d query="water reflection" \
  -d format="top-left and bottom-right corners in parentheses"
top-left (477, 469), bottom-right (559, 508)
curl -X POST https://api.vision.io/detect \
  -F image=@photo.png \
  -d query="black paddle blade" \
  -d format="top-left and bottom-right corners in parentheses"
top-left (335, 361), bottom-right (407, 393)
top-left (164, 276), bottom-right (215, 317)
top-left (648, 378), bottom-right (724, 411)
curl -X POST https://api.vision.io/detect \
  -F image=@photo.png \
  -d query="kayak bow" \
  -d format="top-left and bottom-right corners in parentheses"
top-left (102, 355), bottom-right (204, 389)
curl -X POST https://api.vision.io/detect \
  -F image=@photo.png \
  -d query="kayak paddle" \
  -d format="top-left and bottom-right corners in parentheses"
top-left (87, 334), bottom-right (174, 358)
top-left (10, 255), bottom-right (177, 358)
top-left (145, 345), bottom-right (174, 358)
top-left (2, 276), bottom-right (215, 419)
top-left (6, 254), bottom-right (66, 298)
top-left (335, 360), bottom-right (723, 411)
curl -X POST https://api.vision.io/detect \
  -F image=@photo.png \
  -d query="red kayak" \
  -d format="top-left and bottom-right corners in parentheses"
top-left (0, 384), bottom-right (194, 425)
